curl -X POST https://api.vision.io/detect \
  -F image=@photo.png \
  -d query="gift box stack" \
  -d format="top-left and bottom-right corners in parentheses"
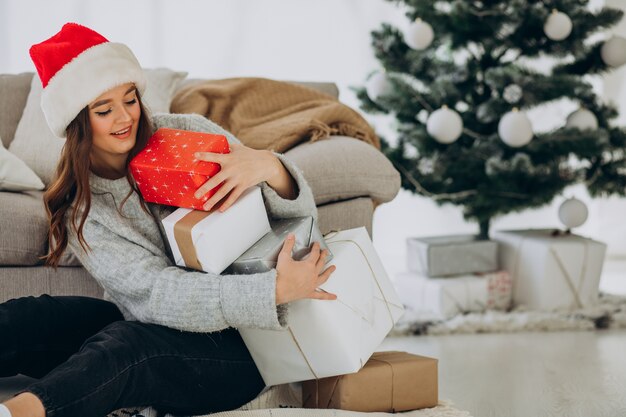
top-left (394, 234), bottom-right (513, 319)
top-left (131, 128), bottom-right (439, 412)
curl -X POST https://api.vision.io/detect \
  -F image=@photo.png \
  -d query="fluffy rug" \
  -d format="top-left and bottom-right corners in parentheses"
top-left (109, 384), bottom-right (472, 417)
top-left (391, 293), bottom-right (626, 336)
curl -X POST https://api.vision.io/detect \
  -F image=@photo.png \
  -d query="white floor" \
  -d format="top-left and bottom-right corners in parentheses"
top-left (381, 330), bottom-right (626, 417)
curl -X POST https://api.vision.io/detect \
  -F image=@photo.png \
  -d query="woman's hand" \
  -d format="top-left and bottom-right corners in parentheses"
top-left (275, 234), bottom-right (337, 305)
top-left (194, 143), bottom-right (280, 212)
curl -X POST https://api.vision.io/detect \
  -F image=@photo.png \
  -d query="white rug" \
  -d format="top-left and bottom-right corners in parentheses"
top-left (110, 384), bottom-right (472, 417)
top-left (392, 293), bottom-right (626, 336)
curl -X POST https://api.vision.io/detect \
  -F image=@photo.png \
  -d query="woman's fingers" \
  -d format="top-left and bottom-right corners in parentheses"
top-left (317, 265), bottom-right (336, 286)
top-left (195, 171), bottom-right (227, 200)
top-left (307, 241), bottom-right (321, 263)
top-left (278, 234), bottom-right (296, 260)
top-left (309, 288), bottom-right (337, 301)
top-left (218, 186), bottom-right (246, 212)
top-left (315, 249), bottom-right (329, 271)
top-left (202, 181), bottom-right (234, 211)
top-left (195, 151), bottom-right (227, 163)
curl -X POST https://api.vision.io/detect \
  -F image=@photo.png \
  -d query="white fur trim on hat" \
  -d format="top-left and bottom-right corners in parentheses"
top-left (41, 42), bottom-right (146, 138)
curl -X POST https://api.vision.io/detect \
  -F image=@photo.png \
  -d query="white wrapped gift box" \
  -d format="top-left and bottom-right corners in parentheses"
top-left (491, 229), bottom-right (607, 311)
top-left (393, 271), bottom-right (512, 319)
top-left (162, 186), bottom-right (270, 274)
top-left (239, 227), bottom-right (405, 386)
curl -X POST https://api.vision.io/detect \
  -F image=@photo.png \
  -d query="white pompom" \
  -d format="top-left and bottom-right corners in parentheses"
top-left (566, 108), bottom-right (598, 130)
top-left (405, 19), bottom-right (434, 50)
top-left (601, 36), bottom-right (626, 67)
top-left (498, 109), bottom-right (533, 147)
top-left (558, 197), bottom-right (588, 229)
top-left (426, 106), bottom-right (463, 144)
top-left (544, 10), bottom-right (572, 41)
top-left (365, 72), bottom-right (393, 101)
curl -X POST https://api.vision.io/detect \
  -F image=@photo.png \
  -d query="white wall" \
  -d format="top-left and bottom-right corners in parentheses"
top-left (2, 0), bottom-right (625, 280)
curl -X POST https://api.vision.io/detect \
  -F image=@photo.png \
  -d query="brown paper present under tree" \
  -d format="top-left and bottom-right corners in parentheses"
top-left (302, 351), bottom-right (438, 412)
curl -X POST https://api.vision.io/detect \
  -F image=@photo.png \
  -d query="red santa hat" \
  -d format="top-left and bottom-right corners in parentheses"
top-left (29, 23), bottom-right (146, 138)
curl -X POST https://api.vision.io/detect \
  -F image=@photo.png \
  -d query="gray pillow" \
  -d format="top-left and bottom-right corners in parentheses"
top-left (9, 68), bottom-right (188, 186)
top-left (0, 72), bottom-right (34, 149)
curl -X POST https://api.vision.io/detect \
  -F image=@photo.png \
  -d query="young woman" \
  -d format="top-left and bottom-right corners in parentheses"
top-left (0, 23), bottom-right (336, 417)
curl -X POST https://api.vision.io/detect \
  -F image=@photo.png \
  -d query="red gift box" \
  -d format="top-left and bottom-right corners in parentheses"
top-left (129, 128), bottom-right (230, 209)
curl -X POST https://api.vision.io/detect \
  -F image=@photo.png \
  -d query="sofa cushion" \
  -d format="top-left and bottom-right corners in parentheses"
top-left (0, 72), bottom-right (33, 148)
top-left (0, 190), bottom-right (82, 266)
top-left (284, 135), bottom-right (400, 205)
top-left (0, 190), bottom-right (48, 265)
top-left (0, 135), bottom-right (44, 191)
top-left (8, 76), bottom-right (65, 186)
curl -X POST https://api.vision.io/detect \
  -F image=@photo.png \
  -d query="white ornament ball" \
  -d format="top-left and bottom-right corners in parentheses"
top-left (544, 10), bottom-right (572, 41)
top-left (427, 106), bottom-right (463, 144)
top-left (601, 36), bottom-right (626, 67)
top-left (365, 72), bottom-right (393, 101)
top-left (405, 19), bottom-right (434, 50)
top-left (566, 108), bottom-right (598, 130)
top-left (558, 197), bottom-right (588, 229)
top-left (498, 110), bottom-right (533, 147)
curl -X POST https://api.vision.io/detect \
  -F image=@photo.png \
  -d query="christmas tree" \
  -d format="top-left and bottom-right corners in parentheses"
top-left (357, 1), bottom-right (626, 238)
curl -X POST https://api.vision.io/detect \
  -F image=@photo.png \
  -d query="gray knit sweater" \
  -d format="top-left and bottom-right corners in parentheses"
top-left (66, 113), bottom-right (318, 333)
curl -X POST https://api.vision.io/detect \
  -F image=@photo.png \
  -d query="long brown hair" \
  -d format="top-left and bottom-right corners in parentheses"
top-left (43, 90), bottom-right (153, 268)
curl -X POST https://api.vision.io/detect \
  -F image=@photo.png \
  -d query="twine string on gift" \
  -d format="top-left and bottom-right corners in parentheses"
top-left (173, 209), bottom-right (215, 270)
top-left (370, 357), bottom-right (396, 412)
top-left (510, 232), bottom-right (589, 309)
top-left (550, 240), bottom-right (589, 309)
top-left (324, 375), bottom-right (342, 408)
top-left (511, 235), bottom-right (527, 298)
top-left (325, 237), bottom-right (403, 328)
top-left (287, 327), bottom-right (318, 380)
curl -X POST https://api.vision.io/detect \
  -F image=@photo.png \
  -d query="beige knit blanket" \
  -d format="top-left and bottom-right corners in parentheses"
top-left (170, 78), bottom-right (380, 152)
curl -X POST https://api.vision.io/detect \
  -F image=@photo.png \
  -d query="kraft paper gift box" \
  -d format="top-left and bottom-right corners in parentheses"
top-left (393, 270), bottom-right (512, 319)
top-left (227, 216), bottom-right (332, 274)
top-left (238, 227), bottom-right (405, 386)
top-left (406, 235), bottom-right (498, 277)
top-left (492, 229), bottom-right (607, 310)
top-left (130, 128), bottom-right (230, 210)
top-left (302, 351), bottom-right (438, 412)
top-left (162, 186), bottom-right (270, 275)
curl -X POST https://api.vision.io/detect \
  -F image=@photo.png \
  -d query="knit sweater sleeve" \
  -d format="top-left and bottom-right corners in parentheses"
top-left (66, 211), bottom-right (284, 333)
top-left (153, 113), bottom-right (318, 221)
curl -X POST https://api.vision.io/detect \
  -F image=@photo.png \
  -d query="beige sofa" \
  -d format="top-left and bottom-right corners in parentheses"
top-left (0, 72), bottom-right (400, 303)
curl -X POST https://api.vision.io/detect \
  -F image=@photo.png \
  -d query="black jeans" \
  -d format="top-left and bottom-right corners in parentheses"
top-left (0, 295), bottom-right (265, 417)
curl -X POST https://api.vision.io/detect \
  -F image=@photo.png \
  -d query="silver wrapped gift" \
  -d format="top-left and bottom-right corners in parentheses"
top-left (406, 235), bottom-right (498, 277)
top-left (228, 216), bottom-right (333, 274)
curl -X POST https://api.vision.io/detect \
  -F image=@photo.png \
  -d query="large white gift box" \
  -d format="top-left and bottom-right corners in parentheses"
top-left (393, 271), bottom-right (512, 319)
top-left (162, 186), bottom-right (270, 274)
top-left (491, 229), bottom-right (607, 310)
top-left (239, 227), bottom-right (405, 386)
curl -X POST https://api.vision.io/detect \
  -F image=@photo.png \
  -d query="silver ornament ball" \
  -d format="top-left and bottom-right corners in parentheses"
top-left (503, 84), bottom-right (523, 104)
top-left (558, 197), bottom-right (588, 229)
top-left (601, 36), bottom-right (626, 67)
top-left (405, 19), bottom-right (434, 50)
top-left (365, 72), bottom-right (393, 101)
top-left (566, 108), bottom-right (598, 130)
top-left (544, 10), bottom-right (573, 41)
top-left (498, 110), bottom-right (533, 147)
top-left (427, 106), bottom-right (463, 144)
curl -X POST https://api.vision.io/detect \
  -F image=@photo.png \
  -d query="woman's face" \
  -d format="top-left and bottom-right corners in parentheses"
top-left (88, 82), bottom-right (141, 171)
